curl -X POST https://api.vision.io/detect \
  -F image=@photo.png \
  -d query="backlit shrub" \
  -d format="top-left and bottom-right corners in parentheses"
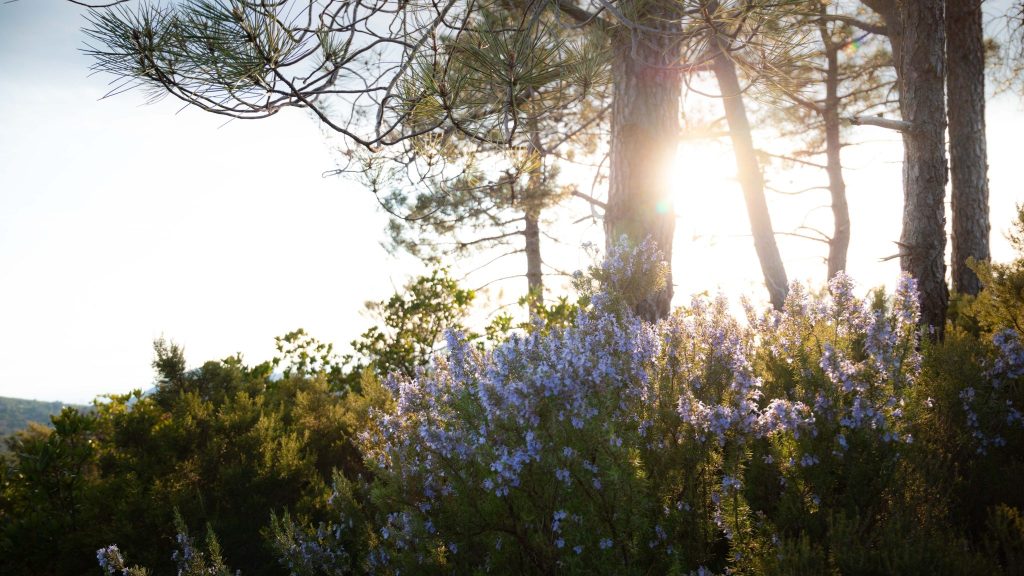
top-left (270, 239), bottom-right (1004, 575)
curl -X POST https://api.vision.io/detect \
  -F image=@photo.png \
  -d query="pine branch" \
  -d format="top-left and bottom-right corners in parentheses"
top-left (554, 0), bottom-right (612, 30)
top-left (66, 0), bottom-right (130, 6)
top-left (456, 229), bottom-right (526, 250)
top-left (571, 188), bottom-right (607, 210)
top-left (813, 14), bottom-right (887, 36)
top-left (776, 230), bottom-right (831, 245)
top-left (847, 115), bottom-right (913, 132)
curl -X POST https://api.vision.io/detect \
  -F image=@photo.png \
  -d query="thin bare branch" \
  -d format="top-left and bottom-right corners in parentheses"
top-left (848, 115), bottom-right (913, 132)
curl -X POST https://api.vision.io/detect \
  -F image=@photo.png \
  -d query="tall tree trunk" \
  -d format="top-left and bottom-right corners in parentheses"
top-left (606, 26), bottom-right (681, 322)
top-left (864, 0), bottom-right (948, 335)
top-left (819, 12), bottom-right (850, 280)
top-left (524, 113), bottom-right (545, 314)
top-left (898, 0), bottom-right (949, 336)
top-left (947, 0), bottom-right (990, 296)
top-left (711, 48), bottom-right (789, 310)
top-left (524, 211), bottom-right (543, 312)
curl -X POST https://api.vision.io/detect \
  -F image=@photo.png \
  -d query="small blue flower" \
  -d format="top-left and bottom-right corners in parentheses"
top-left (96, 545), bottom-right (123, 575)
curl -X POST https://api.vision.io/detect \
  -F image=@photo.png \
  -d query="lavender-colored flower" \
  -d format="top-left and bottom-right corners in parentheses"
top-left (893, 274), bottom-right (920, 331)
top-left (353, 241), bottom-right (934, 572)
top-left (552, 510), bottom-right (567, 532)
top-left (799, 454), bottom-right (819, 467)
top-left (97, 545), bottom-right (124, 576)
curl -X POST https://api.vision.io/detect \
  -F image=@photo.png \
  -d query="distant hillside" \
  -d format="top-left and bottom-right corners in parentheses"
top-left (0, 396), bottom-right (87, 440)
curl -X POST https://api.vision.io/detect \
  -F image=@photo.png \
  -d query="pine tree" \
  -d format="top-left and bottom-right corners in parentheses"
top-left (79, 0), bottom-right (805, 320)
top-left (759, 1), bottom-right (894, 281)
top-left (861, 0), bottom-right (949, 336)
top-left (946, 0), bottom-right (990, 297)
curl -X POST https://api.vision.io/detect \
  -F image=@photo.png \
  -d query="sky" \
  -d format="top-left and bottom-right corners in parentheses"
top-left (1, 1), bottom-right (1023, 404)
top-left (0, 1), bottom-right (414, 403)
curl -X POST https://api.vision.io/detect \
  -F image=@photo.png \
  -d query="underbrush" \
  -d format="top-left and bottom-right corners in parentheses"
top-left (9, 237), bottom-right (1024, 576)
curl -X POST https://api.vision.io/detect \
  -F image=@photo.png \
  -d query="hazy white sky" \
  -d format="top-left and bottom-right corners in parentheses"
top-left (1, 1), bottom-right (1022, 404)
top-left (0, 2), bottom-right (416, 403)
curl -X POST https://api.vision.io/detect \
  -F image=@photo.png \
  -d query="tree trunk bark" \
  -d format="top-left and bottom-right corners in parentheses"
top-left (711, 48), bottom-right (789, 310)
top-left (606, 26), bottom-right (681, 322)
top-left (946, 0), bottom-right (990, 296)
top-left (819, 11), bottom-right (850, 280)
top-left (523, 113), bottom-right (545, 314)
top-left (898, 0), bottom-right (949, 336)
top-left (524, 211), bottom-right (543, 312)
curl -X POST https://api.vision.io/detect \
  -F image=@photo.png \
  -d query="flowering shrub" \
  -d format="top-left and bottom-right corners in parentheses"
top-left (97, 514), bottom-right (238, 576)
top-left (97, 545), bottom-right (137, 576)
top-left (911, 318), bottom-right (1024, 569)
top-left (89, 238), bottom-right (1022, 575)
top-left (265, 238), bottom-right (1003, 575)
top-left (955, 329), bottom-right (1024, 454)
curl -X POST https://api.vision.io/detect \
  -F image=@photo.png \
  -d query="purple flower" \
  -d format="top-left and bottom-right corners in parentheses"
top-left (96, 545), bottom-right (124, 576)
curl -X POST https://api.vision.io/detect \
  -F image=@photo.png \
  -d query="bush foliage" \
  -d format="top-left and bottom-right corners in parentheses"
top-left (4, 230), bottom-right (1024, 575)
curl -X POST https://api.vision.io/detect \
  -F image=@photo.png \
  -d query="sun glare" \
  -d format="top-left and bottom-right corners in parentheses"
top-left (670, 140), bottom-right (749, 245)
top-left (667, 139), bottom-right (775, 302)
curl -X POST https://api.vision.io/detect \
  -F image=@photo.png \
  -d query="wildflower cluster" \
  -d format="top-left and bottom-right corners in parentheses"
top-left (956, 328), bottom-right (1024, 454)
top-left (268, 240), bottom-right (930, 575)
top-left (355, 243), bottom-right (667, 571)
top-left (672, 294), bottom-right (815, 446)
top-left (95, 545), bottom-right (146, 576)
top-left (165, 514), bottom-right (238, 576)
top-left (97, 545), bottom-right (126, 576)
top-left (87, 237), bottom-right (1024, 575)
top-left (271, 517), bottom-right (352, 576)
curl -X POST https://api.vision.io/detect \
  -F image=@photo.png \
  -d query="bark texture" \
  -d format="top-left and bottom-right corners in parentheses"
top-left (606, 26), bottom-right (681, 322)
top-left (524, 211), bottom-right (543, 310)
top-left (820, 17), bottom-right (850, 280)
top-left (898, 0), bottom-right (949, 336)
top-left (522, 112), bottom-right (546, 313)
top-left (946, 0), bottom-right (990, 296)
top-left (712, 49), bottom-right (789, 310)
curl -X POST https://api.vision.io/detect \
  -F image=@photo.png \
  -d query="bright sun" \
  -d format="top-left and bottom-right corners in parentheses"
top-left (665, 137), bottom-right (851, 303)
top-left (667, 139), bottom-right (789, 302)
top-left (670, 140), bottom-right (749, 246)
